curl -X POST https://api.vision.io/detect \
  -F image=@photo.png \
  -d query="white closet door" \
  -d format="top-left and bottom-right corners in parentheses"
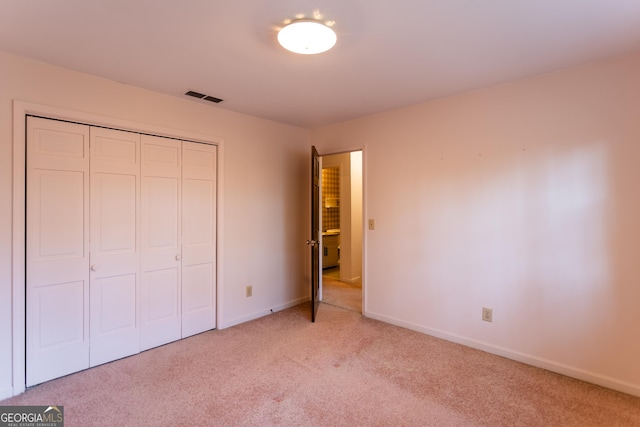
top-left (181, 142), bottom-right (217, 337)
top-left (89, 127), bottom-right (141, 366)
top-left (26, 117), bottom-right (90, 386)
top-left (141, 135), bottom-right (182, 350)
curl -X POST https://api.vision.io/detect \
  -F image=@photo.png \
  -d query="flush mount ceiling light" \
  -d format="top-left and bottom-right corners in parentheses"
top-left (277, 19), bottom-right (337, 54)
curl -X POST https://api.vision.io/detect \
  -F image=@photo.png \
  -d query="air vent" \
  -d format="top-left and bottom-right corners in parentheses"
top-left (184, 90), bottom-right (223, 103)
top-left (185, 90), bottom-right (206, 99)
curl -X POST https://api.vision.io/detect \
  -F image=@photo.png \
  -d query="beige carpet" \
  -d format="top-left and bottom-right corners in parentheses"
top-left (322, 267), bottom-right (341, 280)
top-left (3, 303), bottom-right (639, 426)
top-left (321, 275), bottom-right (362, 313)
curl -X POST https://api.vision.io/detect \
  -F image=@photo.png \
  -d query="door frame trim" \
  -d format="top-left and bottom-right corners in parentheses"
top-left (11, 100), bottom-right (224, 396)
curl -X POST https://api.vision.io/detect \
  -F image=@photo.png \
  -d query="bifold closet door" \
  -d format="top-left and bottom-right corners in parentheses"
top-left (27, 117), bottom-right (217, 385)
top-left (89, 127), bottom-right (141, 367)
top-left (181, 142), bottom-right (217, 337)
top-left (141, 135), bottom-right (182, 350)
top-left (26, 117), bottom-right (90, 386)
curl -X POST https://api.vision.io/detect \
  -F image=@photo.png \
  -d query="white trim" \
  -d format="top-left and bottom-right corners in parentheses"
top-left (12, 101), bottom-right (27, 396)
top-left (216, 139), bottom-right (225, 331)
top-left (11, 100), bottom-right (224, 396)
top-left (360, 145), bottom-right (368, 317)
top-left (363, 310), bottom-right (640, 398)
top-left (318, 154), bottom-right (323, 303)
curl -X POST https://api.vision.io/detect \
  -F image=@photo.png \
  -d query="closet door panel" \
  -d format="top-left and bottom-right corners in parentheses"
top-left (90, 128), bottom-right (141, 367)
top-left (183, 263), bottom-right (214, 309)
top-left (141, 135), bottom-right (182, 350)
top-left (26, 117), bottom-right (90, 386)
top-left (182, 142), bottom-right (217, 337)
top-left (93, 274), bottom-right (137, 332)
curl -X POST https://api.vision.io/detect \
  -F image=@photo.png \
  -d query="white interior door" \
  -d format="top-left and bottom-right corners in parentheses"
top-left (26, 117), bottom-right (90, 386)
top-left (89, 127), bottom-right (141, 366)
top-left (181, 142), bottom-right (217, 337)
top-left (141, 135), bottom-right (182, 350)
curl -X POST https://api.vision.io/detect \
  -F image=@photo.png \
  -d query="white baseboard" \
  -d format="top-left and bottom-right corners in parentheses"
top-left (364, 310), bottom-right (640, 398)
top-left (220, 296), bottom-right (309, 330)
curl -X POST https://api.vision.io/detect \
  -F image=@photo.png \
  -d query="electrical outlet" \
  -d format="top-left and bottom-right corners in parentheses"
top-left (246, 285), bottom-right (252, 297)
top-left (482, 307), bottom-right (493, 322)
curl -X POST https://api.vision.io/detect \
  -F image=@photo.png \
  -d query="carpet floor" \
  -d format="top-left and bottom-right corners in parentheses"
top-left (321, 276), bottom-right (362, 313)
top-left (2, 303), bottom-right (639, 426)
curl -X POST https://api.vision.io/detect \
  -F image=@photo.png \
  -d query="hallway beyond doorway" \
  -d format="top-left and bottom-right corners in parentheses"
top-left (322, 267), bottom-right (362, 313)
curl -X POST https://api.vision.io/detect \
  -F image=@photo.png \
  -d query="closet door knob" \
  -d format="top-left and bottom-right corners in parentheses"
top-left (175, 255), bottom-right (182, 261)
top-left (91, 265), bottom-right (98, 271)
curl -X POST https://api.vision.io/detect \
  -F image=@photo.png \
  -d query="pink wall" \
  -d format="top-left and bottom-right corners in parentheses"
top-left (3, 47), bottom-right (640, 398)
top-left (0, 51), bottom-right (310, 398)
top-left (312, 52), bottom-right (640, 396)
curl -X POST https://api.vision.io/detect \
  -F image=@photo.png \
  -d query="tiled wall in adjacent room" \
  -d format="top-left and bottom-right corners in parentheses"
top-left (322, 167), bottom-right (340, 231)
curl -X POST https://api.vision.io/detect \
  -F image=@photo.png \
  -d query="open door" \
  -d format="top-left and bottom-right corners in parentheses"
top-left (307, 146), bottom-right (321, 322)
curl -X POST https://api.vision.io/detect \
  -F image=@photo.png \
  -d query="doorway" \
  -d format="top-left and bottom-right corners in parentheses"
top-left (320, 151), bottom-right (363, 313)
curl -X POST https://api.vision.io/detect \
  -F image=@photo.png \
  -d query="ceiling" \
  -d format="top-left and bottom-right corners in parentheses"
top-left (1, 1), bottom-right (640, 129)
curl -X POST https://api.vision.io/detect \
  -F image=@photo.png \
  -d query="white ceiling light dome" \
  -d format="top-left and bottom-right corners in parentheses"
top-left (278, 19), bottom-right (337, 55)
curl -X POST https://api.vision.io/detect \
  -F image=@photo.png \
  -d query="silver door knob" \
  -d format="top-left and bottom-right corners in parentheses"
top-left (306, 239), bottom-right (318, 246)
top-left (175, 255), bottom-right (181, 261)
top-left (91, 265), bottom-right (98, 271)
